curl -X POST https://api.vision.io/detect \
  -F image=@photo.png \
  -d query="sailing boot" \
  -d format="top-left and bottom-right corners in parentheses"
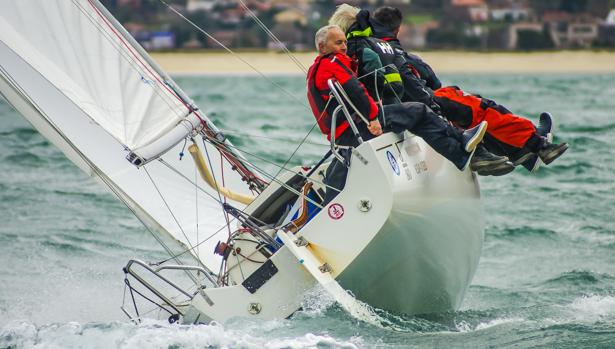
top-left (462, 121), bottom-right (488, 153)
top-left (459, 121), bottom-right (488, 171)
top-left (477, 161), bottom-right (516, 176)
top-left (519, 112), bottom-right (555, 172)
top-left (471, 144), bottom-right (514, 176)
top-left (537, 142), bottom-right (569, 165)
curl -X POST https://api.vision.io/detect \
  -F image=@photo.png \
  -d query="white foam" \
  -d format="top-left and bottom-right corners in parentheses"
top-left (568, 294), bottom-right (615, 320)
top-left (455, 317), bottom-right (524, 333)
top-left (0, 320), bottom-right (361, 349)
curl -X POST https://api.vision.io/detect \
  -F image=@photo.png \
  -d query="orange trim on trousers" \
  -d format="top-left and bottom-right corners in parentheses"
top-left (434, 86), bottom-right (536, 148)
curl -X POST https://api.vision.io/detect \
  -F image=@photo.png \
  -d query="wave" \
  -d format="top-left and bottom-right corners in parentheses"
top-left (3, 152), bottom-right (44, 166)
top-left (540, 270), bottom-right (615, 287)
top-left (0, 320), bottom-right (361, 349)
top-left (0, 127), bottom-right (39, 139)
top-left (561, 123), bottom-right (615, 133)
top-left (568, 294), bottom-right (615, 320)
top-left (490, 226), bottom-right (557, 240)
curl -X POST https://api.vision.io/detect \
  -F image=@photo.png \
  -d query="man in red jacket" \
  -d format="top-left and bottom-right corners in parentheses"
top-left (308, 25), bottom-right (498, 204)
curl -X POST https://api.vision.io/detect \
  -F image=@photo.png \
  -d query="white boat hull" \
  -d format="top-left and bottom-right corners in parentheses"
top-left (182, 131), bottom-right (484, 322)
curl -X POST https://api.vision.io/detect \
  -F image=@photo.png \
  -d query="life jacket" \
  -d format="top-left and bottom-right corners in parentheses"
top-left (346, 25), bottom-right (404, 105)
top-left (306, 53), bottom-right (378, 142)
top-left (373, 37), bottom-right (435, 105)
top-left (381, 37), bottom-right (442, 91)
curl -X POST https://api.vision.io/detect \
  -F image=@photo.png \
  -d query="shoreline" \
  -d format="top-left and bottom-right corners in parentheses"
top-left (150, 51), bottom-right (615, 75)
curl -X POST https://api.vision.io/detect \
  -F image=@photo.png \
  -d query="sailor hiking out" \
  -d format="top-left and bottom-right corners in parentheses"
top-left (328, 5), bottom-right (511, 175)
top-left (368, 5), bottom-right (569, 174)
top-left (307, 25), bottom-right (494, 204)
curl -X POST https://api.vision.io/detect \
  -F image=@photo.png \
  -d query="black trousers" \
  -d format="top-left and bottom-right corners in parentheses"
top-left (323, 102), bottom-right (470, 205)
top-left (381, 102), bottom-right (469, 170)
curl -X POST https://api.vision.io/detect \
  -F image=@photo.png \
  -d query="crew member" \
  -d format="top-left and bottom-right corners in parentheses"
top-left (370, 6), bottom-right (569, 173)
top-left (308, 25), bottom-right (493, 204)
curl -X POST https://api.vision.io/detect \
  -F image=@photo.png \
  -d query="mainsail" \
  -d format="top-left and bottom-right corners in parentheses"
top-left (0, 0), bottom-right (260, 269)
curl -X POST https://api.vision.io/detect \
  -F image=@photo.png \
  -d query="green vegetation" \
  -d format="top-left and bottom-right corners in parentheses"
top-left (405, 14), bottom-right (434, 25)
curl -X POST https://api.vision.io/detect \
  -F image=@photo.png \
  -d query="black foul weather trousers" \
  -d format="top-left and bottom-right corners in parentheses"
top-left (381, 102), bottom-right (470, 170)
top-left (323, 102), bottom-right (470, 205)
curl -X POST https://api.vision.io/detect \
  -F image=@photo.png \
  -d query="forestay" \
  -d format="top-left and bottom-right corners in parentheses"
top-left (0, 0), bottom-right (257, 269)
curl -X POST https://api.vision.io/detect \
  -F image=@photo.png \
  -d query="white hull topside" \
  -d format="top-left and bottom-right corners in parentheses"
top-left (183, 132), bottom-right (485, 323)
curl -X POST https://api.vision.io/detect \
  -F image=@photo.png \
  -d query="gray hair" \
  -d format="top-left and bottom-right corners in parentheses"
top-left (314, 25), bottom-right (341, 52)
top-left (329, 4), bottom-right (360, 33)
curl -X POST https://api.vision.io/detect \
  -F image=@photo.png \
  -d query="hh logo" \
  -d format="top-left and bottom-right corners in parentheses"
top-left (376, 41), bottom-right (394, 55)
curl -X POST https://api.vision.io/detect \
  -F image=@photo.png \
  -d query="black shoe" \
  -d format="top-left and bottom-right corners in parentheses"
top-left (477, 161), bottom-right (515, 176)
top-left (520, 154), bottom-right (540, 172)
top-left (470, 145), bottom-right (509, 171)
top-left (512, 151), bottom-right (534, 166)
top-left (538, 142), bottom-right (569, 165)
top-left (537, 112), bottom-right (553, 142)
top-left (520, 112), bottom-right (555, 172)
top-left (462, 121), bottom-right (488, 153)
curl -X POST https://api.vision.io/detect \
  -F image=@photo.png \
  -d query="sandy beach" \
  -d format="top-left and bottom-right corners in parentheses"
top-left (151, 50), bottom-right (615, 75)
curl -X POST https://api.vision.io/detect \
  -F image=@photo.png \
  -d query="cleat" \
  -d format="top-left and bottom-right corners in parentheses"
top-left (470, 145), bottom-right (509, 171)
top-left (477, 161), bottom-right (515, 176)
top-left (538, 142), bottom-right (569, 165)
top-left (462, 121), bottom-right (488, 153)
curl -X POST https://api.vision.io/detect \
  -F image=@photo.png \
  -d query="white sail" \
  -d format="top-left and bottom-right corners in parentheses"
top-left (0, 0), bottom-right (257, 269)
top-left (0, 0), bottom-right (186, 151)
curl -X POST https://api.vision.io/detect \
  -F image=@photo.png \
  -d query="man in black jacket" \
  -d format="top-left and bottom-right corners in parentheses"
top-left (370, 6), bottom-right (568, 174)
top-left (330, 4), bottom-right (514, 176)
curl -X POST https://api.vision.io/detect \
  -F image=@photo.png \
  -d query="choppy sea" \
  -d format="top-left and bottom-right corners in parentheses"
top-left (1, 73), bottom-right (615, 348)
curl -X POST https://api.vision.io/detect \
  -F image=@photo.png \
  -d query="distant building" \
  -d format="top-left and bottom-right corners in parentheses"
top-left (543, 11), bottom-right (600, 48)
top-left (597, 9), bottom-right (615, 47)
top-left (489, 0), bottom-right (531, 22)
top-left (135, 31), bottom-right (175, 50)
top-left (446, 0), bottom-right (489, 23)
top-left (400, 21), bottom-right (440, 49)
top-left (186, 0), bottom-right (216, 12)
top-left (506, 22), bottom-right (545, 49)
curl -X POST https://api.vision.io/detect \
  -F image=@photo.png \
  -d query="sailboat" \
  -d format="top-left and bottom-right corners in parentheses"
top-left (0, 0), bottom-right (484, 324)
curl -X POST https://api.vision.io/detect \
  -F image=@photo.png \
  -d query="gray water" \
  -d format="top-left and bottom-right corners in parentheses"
top-left (1, 74), bottom-right (615, 348)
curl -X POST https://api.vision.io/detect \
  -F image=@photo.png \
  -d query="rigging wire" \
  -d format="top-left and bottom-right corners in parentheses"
top-left (154, 0), bottom-right (309, 109)
top-left (209, 136), bottom-right (332, 209)
top-left (216, 129), bottom-right (328, 147)
top-left (84, 0), bottom-right (266, 193)
top-left (200, 138), bottom-right (234, 239)
top-left (206, 135), bottom-right (340, 195)
top-left (0, 64), bottom-right (193, 268)
top-left (194, 159), bottom-right (200, 262)
top-left (236, 0), bottom-right (308, 74)
top-left (143, 166), bottom-right (199, 253)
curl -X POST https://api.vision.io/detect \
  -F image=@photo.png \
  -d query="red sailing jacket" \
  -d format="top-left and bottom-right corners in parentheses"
top-left (306, 53), bottom-right (379, 141)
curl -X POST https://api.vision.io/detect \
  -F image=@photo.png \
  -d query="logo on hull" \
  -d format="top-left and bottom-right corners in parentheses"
top-left (386, 151), bottom-right (400, 176)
